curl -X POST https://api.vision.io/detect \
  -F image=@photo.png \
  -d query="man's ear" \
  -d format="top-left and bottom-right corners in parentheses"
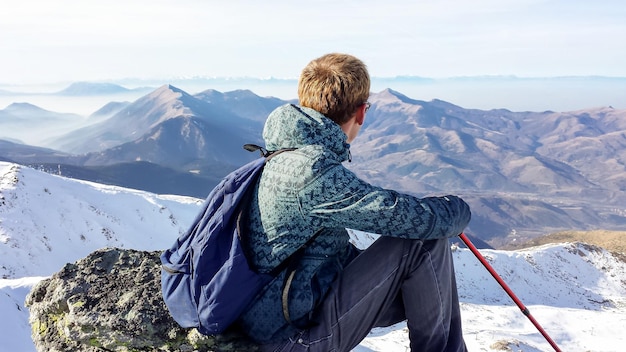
top-left (356, 105), bottom-right (366, 125)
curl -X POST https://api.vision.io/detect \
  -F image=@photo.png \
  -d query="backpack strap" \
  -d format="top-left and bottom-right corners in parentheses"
top-left (242, 143), bottom-right (319, 327)
top-left (243, 143), bottom-right (296, 159)
top-left (236, 143), bottom-right (297, 265)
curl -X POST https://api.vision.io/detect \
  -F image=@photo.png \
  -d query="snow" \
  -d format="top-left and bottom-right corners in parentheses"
top-left (350, 237), bottom-right (626, 352)
top-left (0, 277), bottom-right (44, 352)
top-left (2, 161), bottom-right (626, 352)
top-left (0, 162), bottom-right (201, 278)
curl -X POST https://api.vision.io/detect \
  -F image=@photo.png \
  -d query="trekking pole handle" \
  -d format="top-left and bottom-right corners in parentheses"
top-left (458, 233), bottom-right (562, 352)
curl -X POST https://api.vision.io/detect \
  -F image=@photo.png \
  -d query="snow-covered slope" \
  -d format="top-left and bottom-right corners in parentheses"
top-left (350, 230), bottom-right (626, 352)
top-left (1, 162), bottom-right (625, 351)
top-left (0, 161), bottom-right (202, 278)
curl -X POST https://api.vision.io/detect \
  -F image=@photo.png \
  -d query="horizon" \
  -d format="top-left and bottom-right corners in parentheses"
top-left (2, 75), bottom-right (625, 113)
top-left (3, 73), bottom-right (626, 89)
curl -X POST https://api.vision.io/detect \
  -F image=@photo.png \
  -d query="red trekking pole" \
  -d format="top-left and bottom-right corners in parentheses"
top-left (459, 233), bottom-right (562, 352)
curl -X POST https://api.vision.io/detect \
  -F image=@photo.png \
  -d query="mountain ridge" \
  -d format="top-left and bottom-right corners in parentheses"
top-left (0, 161), bottom-right (202, 279)
top-left (46, 85), bottom-right (265, 166)
top-left (503, 229), bottom-right (626, 256)
top-left (0, 85), bottom-right (624, 245)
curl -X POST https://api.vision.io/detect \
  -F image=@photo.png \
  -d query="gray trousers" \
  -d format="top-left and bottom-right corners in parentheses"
top-left (259, 236), bottom-right (467, 352)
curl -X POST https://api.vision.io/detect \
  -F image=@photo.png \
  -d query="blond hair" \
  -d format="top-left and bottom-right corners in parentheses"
top-left (298, 53), bottom-right (370, 125)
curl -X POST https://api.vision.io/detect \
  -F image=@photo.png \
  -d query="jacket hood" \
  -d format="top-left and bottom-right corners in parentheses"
top-left (263, 104), bottom-right (350, 161)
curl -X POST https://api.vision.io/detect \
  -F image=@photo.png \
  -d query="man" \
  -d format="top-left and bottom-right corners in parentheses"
top-left (237, 53), bottom-right (471, 351)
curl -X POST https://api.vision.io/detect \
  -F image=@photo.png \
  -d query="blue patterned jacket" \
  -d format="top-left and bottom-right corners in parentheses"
top-left (238, 104), bottom-right (471, 342)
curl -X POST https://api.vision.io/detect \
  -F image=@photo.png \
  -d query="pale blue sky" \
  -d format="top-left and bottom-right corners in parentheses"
top-left (1, 0), bottom-right (625, 85)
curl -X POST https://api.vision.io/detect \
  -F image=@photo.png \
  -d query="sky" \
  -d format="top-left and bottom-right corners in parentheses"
top-left (2, 0), bottom-right (626, 86)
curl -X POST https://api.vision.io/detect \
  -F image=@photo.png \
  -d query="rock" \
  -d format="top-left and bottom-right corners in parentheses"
top-left (25, 248), bottom-right (259, 352)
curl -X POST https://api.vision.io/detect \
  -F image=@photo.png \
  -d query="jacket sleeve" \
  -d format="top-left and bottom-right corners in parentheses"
top-left (297, 163), bottom-right (471, 240)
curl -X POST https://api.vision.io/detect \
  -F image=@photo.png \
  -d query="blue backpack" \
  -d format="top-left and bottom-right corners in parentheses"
top-left (160, 144), bottom-right (295, 335)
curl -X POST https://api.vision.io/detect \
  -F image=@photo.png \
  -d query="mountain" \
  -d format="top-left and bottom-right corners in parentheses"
top-left (0, 141), bottom-right (224, 198)
top-left (28, 161), bottom-right (223, 198)
top-left (355, 89), bottom-right (623, 199)
top-left (503, 229), bottom-right (626, 256)
top-left (0, 139), bottom-right (73, 164)
top-left (0, 103), bottom-right (86, 146)
top-left (88, 101), bottom-right (131, 120)
top-left (0, 161), bottom-right (202, 278)
top-left (54, 82), bottom-right (151, 96)
top-left (1, 162), bottom-right (625, 351)
top-left (347, 89), bottom-right (626, 243)
top-left (1, 86), bottom-right (624, 245)
top-left (194, 88), bottom-right (295, 122)
top-left (1, 86), bottom-right (289, 198)
top-left (48, 85), bottom-right (266, 168)
top-left (1, 86), bottom-right (287, 173)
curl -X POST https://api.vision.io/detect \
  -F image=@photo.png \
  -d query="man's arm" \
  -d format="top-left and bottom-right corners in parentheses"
top-left (298, 164), bottom-right (471, 240)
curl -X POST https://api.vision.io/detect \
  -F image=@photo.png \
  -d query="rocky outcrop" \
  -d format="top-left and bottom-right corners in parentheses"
top-left (25, 248), bottom-right (259, 352)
